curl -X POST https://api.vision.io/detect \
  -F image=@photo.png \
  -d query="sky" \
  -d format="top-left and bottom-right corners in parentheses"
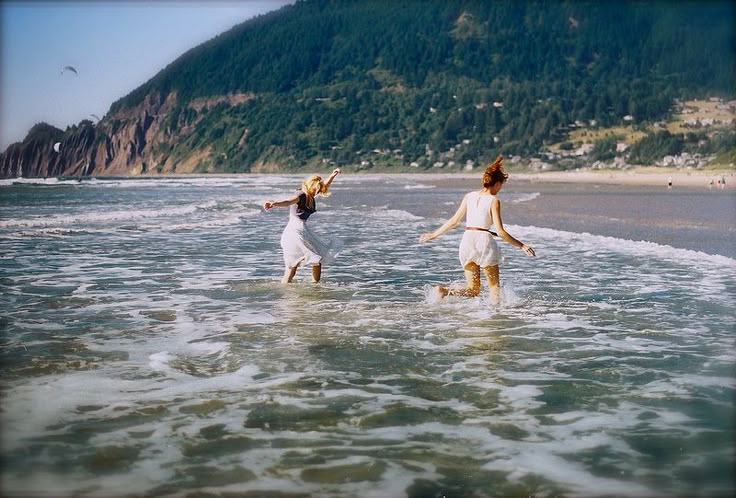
top-left (0, 0), bottom-right (292, 151)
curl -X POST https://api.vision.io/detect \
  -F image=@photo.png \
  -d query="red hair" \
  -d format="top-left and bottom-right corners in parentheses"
top-left (482, 155), bottom-right (508, 188)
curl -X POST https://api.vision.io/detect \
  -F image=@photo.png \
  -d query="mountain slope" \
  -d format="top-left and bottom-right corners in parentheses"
top-left (2, 0), bottom-right (734, 177)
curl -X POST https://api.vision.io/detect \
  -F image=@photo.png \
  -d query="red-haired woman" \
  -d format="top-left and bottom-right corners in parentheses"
top-left (420, 156), bottom-right (535, 304)
top-left (264, 168), bottom-right (341, 284)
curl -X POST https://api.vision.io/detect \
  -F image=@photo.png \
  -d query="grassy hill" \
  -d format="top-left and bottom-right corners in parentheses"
top-left (547, 99), bottom-right (735, 170)
top-left (3, 0), bottom-right (735, 177)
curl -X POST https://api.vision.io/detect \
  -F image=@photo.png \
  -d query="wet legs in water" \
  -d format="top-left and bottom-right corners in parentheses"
top-left (484, 265), bottom-right (500, 305)
top-left (281, 263), bottom-right (322, 284)
top-left (436, 262), bottom-right (500, 305)
top-left (282, 265), bottom-right (298, 284)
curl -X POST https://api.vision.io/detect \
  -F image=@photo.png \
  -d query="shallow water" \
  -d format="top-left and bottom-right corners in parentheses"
top-left (1, 176), bottom-right (734, 497)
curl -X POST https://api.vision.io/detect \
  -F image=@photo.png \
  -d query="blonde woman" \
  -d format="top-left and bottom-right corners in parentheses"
top-left (264, 169), bottom-right (341, 283)
top-left (420, 156), bottom-right (535, 304)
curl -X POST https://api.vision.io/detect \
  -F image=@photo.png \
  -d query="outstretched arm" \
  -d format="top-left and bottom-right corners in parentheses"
top-left (420, 194), bottom-right (468, 242)
top-left (491, 198), bottom-right (535, 256)
top-left (263, 194), bottom-right (301, 211)
top-left (323, 168), bottom-right (341, 189)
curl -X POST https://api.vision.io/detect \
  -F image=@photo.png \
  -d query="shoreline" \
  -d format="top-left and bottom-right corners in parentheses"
top-left (231, 168), bottom-right (736, 189)
top-left (3, 168), bottom-right (735, 190)
top-left (348, 168), bottom-right (736, 190)
top-left (393, 167), bottom-right (735, 189)
top-left (2, 168), bottom-right (734, 259)
top-left (513, 168), bottom-right (735, 189)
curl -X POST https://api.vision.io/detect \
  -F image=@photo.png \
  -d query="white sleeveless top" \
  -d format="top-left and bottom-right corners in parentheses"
top-left (465, 191), bottom-right (495, 230)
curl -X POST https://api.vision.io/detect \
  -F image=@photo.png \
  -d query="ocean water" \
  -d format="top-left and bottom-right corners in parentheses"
top-left (0, 175), bottom-right (734, 498)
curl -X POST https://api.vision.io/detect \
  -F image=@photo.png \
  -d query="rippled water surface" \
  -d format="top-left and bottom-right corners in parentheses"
top-left (1, 176), bottom-right (734, 497)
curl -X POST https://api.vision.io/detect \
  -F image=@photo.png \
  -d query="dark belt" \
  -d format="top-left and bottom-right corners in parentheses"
top-left (466, 226), bottom-right (498, 237)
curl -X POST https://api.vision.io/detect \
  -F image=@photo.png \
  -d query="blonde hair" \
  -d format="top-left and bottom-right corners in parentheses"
top-left (302, 175), bottom-right (331, 197)
top-left (482, 155), bottom-right (508, 188)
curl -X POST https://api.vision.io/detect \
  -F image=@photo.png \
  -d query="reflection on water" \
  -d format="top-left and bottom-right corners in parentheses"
top-left (1, 176), bottom-right (734, 497)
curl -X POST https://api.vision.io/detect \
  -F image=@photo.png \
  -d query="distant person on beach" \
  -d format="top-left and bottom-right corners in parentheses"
top-left (420, 155), bottom-right (535, 305)
top-left (668, 176), bottom-right (673, 189)
top-left (263, 169), bottom-right (341, 284)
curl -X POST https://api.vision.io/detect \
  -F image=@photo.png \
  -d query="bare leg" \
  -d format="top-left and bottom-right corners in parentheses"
top-left (483, 265), bottom-right (500, 305)
top-left (440, 262), bottom-right (482, 298)
top-left (282, 265), bottom-right (298, 284)
top-left (312, 263), bottom-right (322, 283)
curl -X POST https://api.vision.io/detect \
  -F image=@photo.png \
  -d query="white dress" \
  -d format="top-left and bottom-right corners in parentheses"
top-left (280, 192), bottom-right (338, 269)
top-left (458, 191), bottom-right (500, 267)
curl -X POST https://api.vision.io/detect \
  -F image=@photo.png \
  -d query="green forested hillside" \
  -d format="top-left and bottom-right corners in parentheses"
top-left (109, 0), bottom-right (735, 172)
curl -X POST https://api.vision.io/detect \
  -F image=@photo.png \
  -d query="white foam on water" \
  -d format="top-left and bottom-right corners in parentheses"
top-left (1, 359), bottom-right (278, 439)
top-left (420, 282), bottom-right (526, 315)
top-left (529, 312), bottom-right (593, 331)
top-left (491, 452), bottom-right (660, 497)
top-left (402, 183), bottom-right (435, 190)
top-left (357, 463), bottom-right (435, 498)
top-left (499, 284), bottom-right (524, 308)
top-left (671, 372), bottom-right (736, 390)
top-left (469, 408), bottom-right (653, 491)
top-left (632, 284), bottom-right (671, 295)
top-left (498, 384), bottom-right (546, 410)
top-left (618, 401), bottom-right (695, 427)
top-left (0, 177), bottom-right (81, 187)
top-left (159, 213), bottom-right (247, 231)
top-left (0, 202), bottom-right (212, 228)
top-left (500, 370), bottom-right (572, 381)
top-left (0, 175), bottom-right (305, 190)
top-left (372, 206), bottom-right (424, 221)
top-left (10, 228), bottom-right (89, 238)
top-left (422, 284), bottom-right (444, 304)
top-left (587, 333), bottom-right (672, 353)
top-left (509, 191), bottom-right (541, 203)
top-left (517, 224), bottom-right (736, 268)
top-left (3, 179), bottom-right (735, 497)
top-left (706, 351), bottom-right (736, 365)
top-left (148, 351), bottom-right (175, 374)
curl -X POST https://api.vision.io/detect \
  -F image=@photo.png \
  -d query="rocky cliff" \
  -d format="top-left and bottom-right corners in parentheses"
top-left (0, 91), bottom-right (253, 178)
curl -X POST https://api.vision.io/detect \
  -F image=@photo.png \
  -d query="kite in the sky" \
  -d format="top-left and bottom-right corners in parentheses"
top-left (61, 66), bottom-right (78, 75)
top-left (53, 142), bottom-right (61, 153)
top-left (90, 114), bottom-right (101, 121)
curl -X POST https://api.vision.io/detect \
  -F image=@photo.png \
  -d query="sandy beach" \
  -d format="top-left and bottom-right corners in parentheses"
top-left (401, 167), bottom-right (735, 189)
top-left (344, 167), bottom-right (735, 191)
top-left (515, 168), bottom-right (735, 189)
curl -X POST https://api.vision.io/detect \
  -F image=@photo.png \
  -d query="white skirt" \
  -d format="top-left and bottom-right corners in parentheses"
top-left (280, 219), bottom-right (339, 269)
top-left (458, 230), bottom-right (500, 268)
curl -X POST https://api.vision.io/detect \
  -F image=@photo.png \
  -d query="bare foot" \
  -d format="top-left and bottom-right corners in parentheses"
top-left (435, 286), bottom-right (449, 298)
